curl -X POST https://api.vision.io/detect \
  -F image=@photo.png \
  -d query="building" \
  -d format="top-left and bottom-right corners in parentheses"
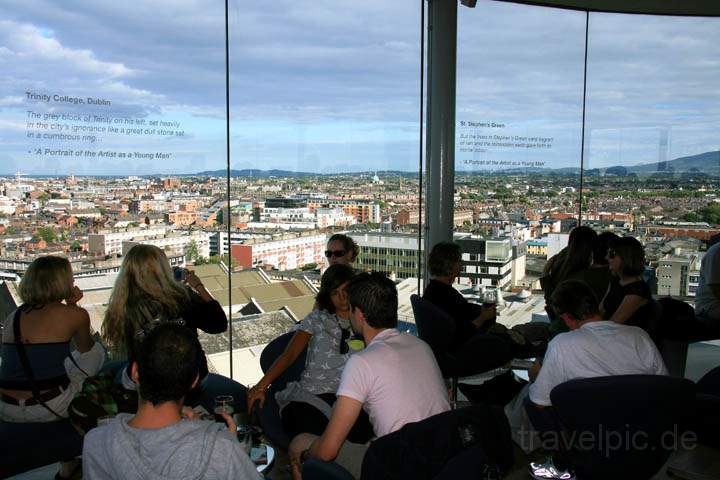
top-left (230, 232), bottom-right (326, 271)
top-left (351, 233), bottom-right (424, 280)
top-left (210, 231), bottom-right (274, 256)
top-left (121, 230), bottom-right (211, 259)
top-left (526, 239), bottom-right (548, 257)
top-left (88, 226), bottom-right (173, 256)
top-left (456, 236), bottom-right (520, 290)
top-left (641, 222), bottom-right (720, 241)
top-left (307, 198), bottom-right (381, 224)
top-left (656, 253), bottom-right (702, 297)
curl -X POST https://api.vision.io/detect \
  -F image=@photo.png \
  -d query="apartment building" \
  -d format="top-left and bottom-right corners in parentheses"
top-left (656, 253), bottom-right (703, 297)
top-left (88, 226), bottom-right (173, 256)
top-left (230, 232), bottom-right (326, 271)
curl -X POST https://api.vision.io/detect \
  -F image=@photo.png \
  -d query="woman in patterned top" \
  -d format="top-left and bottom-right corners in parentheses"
top-left (247, 264), bottom-right (373, 442)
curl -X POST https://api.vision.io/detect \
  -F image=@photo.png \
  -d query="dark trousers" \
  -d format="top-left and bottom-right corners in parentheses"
top-left (524, 395), bottom-right (569, 467)
top-left (281, 393), bottom-right (374, 443)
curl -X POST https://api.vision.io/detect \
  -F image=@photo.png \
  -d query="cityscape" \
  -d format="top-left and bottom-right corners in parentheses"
top-left (2, 163), bottom-right (718, 301)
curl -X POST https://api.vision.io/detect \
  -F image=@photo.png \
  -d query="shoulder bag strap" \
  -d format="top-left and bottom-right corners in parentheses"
top-left (12, 306), bottom-right (65, 419)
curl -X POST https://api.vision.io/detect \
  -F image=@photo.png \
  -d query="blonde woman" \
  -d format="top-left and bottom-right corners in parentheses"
top-left (0, 256), bottom-right (105, 478)
top-left (103, 245), bottom-right (227, 392)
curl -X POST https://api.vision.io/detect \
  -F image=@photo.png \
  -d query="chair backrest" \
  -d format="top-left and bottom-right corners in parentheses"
top-left (550, 374), bottom-right (696, 480)
top-left (410, 294), bottom-right (456, 359)
top-left (0, 419), bottom-right (83, 478)
top-left (303, 459), bottom-right (355, 480)
top-left (360, 404), bottom-right (514, 480)
top-left (259, 330), bottom-right (307, 392)
top-left (257, 331), bottom-right (308, 451)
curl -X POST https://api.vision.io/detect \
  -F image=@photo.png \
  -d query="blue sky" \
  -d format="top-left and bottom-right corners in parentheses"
top-left (0, 0), bottom-right (718, 175)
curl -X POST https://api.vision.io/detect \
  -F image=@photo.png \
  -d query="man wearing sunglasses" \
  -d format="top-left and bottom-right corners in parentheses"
top-left (289, 272), bottom-right (450, 479)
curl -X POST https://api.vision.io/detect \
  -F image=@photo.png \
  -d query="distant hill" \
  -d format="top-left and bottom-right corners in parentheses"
top-left (623, 151), bottom-right (720, 175)
top-left (189, 169), bottom-right (420, 178)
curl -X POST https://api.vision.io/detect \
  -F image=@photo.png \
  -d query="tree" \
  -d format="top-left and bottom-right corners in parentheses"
top-left (699, 204), bottom-right (720, 225)
top-left (70, 240), bottom-right (83, 251)
top-left (33, 226), bottom-right (57, 243)
top-left (684, 211), bottom-right (700, 222)
top-left (186, 240), bottom-right (199, 261)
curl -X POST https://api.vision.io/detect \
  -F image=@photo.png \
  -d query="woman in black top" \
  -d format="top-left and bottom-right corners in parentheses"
top-left (103, 245), bottom-right (236, 407)
top-left (601, 236), bottom-right (653, 328)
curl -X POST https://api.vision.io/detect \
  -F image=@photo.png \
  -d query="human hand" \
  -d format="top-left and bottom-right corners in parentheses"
top-left (219, 411), bottom-right (237, 434)
top-left (181, 406), bottom-right (198, 420)
top-left (247, 384), bottom-right (267, 413)
top-left (528, 359), bottom-right (542, 383)
top-left (66, 286), bottom-right (83, 306)
top-left (184, 272), bottom-right (203, 290)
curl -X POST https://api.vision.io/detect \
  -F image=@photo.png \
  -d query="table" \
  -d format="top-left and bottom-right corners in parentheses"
top-left (255, 444), bottom-right (275, 475)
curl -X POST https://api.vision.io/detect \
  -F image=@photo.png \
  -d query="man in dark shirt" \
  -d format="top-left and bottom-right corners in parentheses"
top-left (422, 242), bottom-right (496, 353)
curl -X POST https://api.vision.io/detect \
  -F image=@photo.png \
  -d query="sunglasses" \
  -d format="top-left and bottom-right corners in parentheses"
top-left (325, 249), bottom-right (347, 258)
top-left (339, 327), bottom-right (350, 354)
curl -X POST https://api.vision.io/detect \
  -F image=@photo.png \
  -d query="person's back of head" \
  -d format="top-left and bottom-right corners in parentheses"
top-left (550, 280), bottom-right (601, 323)
top-left (347, 272), bottom-right (398, 329)
top-left (555, 226), bottom-right (596, 280)
top-left (136, 323), bottom-right (202, 405)
top-left (609, 236), bottom-right (645, 277)
top-left (592, 231), bottom-right (619, 266)
top-left (103, 244), bottom-right (190, 356)
top-left (428, 241), bottom-right (461, 278)
top-left (18, 255), bottom-right (73, 307)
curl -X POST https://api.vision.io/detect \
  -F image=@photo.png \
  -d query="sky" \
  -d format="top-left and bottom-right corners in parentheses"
top-left (0, 0), bottom-right (718, 175)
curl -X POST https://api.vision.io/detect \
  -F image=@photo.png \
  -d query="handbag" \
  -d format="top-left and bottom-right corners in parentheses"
top-left (67, 372), bottom-right (138, 435)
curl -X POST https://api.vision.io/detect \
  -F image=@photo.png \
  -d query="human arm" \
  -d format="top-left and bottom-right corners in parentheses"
top-left (185, 271), bottom-right (214, 302)
top-left (609, 294), bottom-right (648, 324)
top-left (305, 395), bottom-right (363, 461)
top-left (471, 303), bottom-right (495, 329)
top-left (247, 330), bottom-right (313, 411)
top-left (528, 358), bottom-right (542, 383)
top-left (182, 288), bottom-right (228, 334)
top-left (528, 340), bottom-right (564, 407)
top-left (70, 309), bottom-right (94, 354)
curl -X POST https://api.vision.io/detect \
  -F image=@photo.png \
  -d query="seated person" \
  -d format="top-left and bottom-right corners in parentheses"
top-left (525, 280), bottom-right (667, 479)
top-left (542, 226), bottom-right (596, 304)
top-left (694, 234), bottom-right (720, 329)
top-left (83, 323), bottom-right (260, 480)
top-left (422, 241), bottom-right (498, 352)
top-left (247, 264), bottom-right (372, 443)
top-left (0, 256), bottom-right (105, 480)
top-left (325, 233), bottom-right (360, 268)
top-left (289, 273), bottom-right (451, 479)
top-left (102, 245), bottom-right (236, 411)
top-left (600, 236), bottom-right (653, 329)
top-left (550, 231), bottom-right (617, 338)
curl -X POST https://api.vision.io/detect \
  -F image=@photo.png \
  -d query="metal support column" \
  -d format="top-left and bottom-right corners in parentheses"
top-left (424, 0), bottom-right (458, 280)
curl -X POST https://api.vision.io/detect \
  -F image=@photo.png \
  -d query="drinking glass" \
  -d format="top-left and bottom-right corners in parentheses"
top-left (214, 395), bottom-right (235, 423)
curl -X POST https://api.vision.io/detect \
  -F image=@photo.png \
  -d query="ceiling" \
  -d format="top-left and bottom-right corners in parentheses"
top-left (491, 0), bottom-right (720, 16)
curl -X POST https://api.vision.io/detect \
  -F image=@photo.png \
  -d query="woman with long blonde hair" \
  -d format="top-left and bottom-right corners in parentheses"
top-left (103, 245), bottom-right (227, 392)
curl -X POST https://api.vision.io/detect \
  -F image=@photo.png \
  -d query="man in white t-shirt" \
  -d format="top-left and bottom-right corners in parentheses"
top-left (694, 236), bottom-right (720, 328)
top-left (526, 279), bottom-right (667, 480)
top-left (289, 272), bottom-right (451, 479)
